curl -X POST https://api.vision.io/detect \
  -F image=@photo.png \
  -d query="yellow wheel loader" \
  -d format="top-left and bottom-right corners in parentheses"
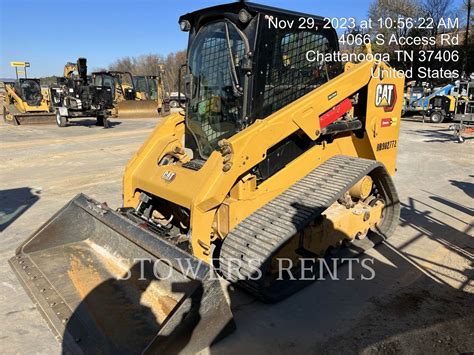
top-left (2, 79), bottom-right (55, 125)
top-left (92, 71), bottom-right (163, 118)
top-left (10, 2), bottom-right (404, 353)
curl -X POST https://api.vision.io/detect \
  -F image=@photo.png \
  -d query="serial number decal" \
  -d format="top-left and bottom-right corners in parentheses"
top-left (376, 140), bottom-right (397, 151)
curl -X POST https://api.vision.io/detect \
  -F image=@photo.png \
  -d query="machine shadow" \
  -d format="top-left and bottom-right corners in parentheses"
top-left (319, 196), bottom-right (474, 352)
top-left (67, 119), bottom-right (121, 128)
top-left (0, 187), bottom-right (40, 232)
top-left (448, 179), bottom-right (474, 199)
top-left (400, 114), bottom-right (426, 123)
top-left (62, 260), bottom-right (203, 354)
top-left (428, 194), bottom-right (473, 217)
top-left (408, 127), bottom-right (473, 143)
top-left (220, 197), bottom-right (473, 353)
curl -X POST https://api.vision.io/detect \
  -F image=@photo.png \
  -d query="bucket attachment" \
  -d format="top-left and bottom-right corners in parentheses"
top-left (9, 113), bottom-right (56, 125)
top-left (3, 104), bottom-right (56, 125)
top-left (116, 100), bottom-right (160, 119)
top-left (9, 194), bottom-right (234, 354)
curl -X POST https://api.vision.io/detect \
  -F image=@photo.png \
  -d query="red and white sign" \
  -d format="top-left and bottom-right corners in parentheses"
top-left (381, 118), bottom-right (392, 127)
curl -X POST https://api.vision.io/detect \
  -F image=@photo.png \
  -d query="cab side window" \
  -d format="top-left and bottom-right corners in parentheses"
top-left (254, 22), bottom-right (342, 119)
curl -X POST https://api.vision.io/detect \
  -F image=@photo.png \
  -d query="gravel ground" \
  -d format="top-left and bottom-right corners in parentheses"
top-left (0, 116), bottom-right (472, 354)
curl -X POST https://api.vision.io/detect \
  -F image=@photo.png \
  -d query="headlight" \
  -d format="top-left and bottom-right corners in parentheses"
top-left (179, 20), bottom-right (191, 32)
top-left (238, 9), bottom-right (252, 23)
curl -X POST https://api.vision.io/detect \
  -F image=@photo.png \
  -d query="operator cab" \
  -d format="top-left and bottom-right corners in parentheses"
top-left (179, 2), bottom-right (342, 160)
top-left (92, 71), bottom-right (136, 100)
top-left (133, 76), bottom-right (159, 100)
top-left (93, 72), bottom-right (117, 98)
top-left (16, 78), bottom-right (43, 106)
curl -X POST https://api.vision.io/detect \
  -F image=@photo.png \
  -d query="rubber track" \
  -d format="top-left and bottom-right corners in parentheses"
top-left (219, 155), bottom-right (391, 297)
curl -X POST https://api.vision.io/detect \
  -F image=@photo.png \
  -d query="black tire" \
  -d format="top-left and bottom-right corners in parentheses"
top-left (162, 100), bottom-right (171, 115)
top-left (430, 111), bottom-right (444, 124)
top-left (158, 107), bottom-right (170, 117)
top-left (56, 111), bottom-right (67, 127)
top-left (96, 115), bottom-right (109, 128)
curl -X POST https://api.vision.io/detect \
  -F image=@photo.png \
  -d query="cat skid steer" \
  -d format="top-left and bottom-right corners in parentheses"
top-left (10, 2), bottom-right (403, 353)
top-left (2, 61), bottom-right (55, 125)
top-left (3, 79), bottom-right (55, 125)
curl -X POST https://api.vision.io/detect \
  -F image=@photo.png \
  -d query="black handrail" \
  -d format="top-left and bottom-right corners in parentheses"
top-left (177, 63), bottom-right (187, 110)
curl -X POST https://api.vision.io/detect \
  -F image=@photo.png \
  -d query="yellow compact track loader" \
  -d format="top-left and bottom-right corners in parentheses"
top-left (92, 71), bottom-right (163, 118)
top-left (10, 2), bottom-right (404, 353)
top-left (3, 79), bottom-right (55, 125)
top-left (2, 61), bottom-right (55, 125)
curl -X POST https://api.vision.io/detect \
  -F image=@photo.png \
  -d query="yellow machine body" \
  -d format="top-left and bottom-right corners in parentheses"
top-left (114, 100), bottom-right (160, 118)
top-left (123, 59), bottom-right (404, 262)
top-left (63, 62), bottom-right (77, 78)
top-left (3, 81), bottom-right (55, 125)
top-left (4, 83), bottom-right (51, 113)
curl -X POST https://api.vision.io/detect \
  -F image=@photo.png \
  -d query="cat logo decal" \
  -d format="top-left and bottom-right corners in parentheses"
top-left (375, 84), bottom-right (396, 112)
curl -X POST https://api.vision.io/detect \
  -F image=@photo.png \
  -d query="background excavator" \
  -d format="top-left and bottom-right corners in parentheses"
top-left (92, 70), bottom-right (169, 118)
top-left (10, 2), bottom-right (404, 353)
top-left (2, 61), bottom-right (55, 125)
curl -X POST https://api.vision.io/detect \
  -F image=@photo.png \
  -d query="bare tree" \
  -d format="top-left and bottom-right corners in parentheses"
top-left (109, 57), bottom-right (135, 73)
top-left (368, 0), bottom-right (422, 54)
top-left (367, 0), bottom-right (464, 82)
top-left (108, 51), bottom-right (187, 91)
top-left (422, 0), bottom-right (453, 40)
top-left (463, 0), bottom-right (472, 75)
top-left (164, 50), bottom-right (187, 92)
